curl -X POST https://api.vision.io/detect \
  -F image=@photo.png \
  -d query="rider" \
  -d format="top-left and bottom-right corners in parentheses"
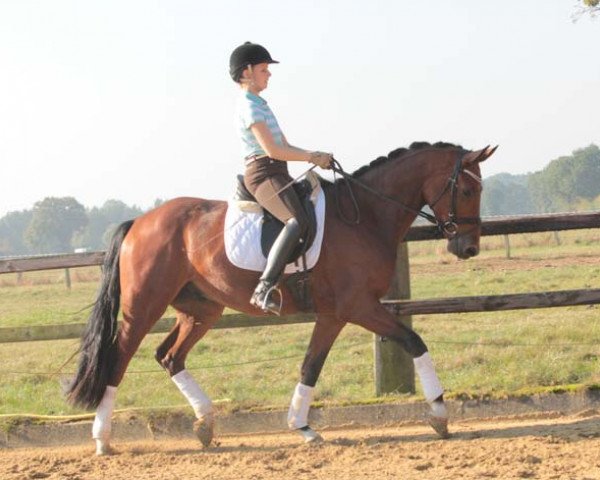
top-left (230, 41), bottom-right (333, 314)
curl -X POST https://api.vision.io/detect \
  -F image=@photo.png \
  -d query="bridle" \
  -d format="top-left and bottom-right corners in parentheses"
top-left (425, 152), bottom-right (482, 238)
top-left (331, 151), bottom-right (481, 239)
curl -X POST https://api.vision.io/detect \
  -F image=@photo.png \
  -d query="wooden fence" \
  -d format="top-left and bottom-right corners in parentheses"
top-left (1, 212), bottom-right (599, 395)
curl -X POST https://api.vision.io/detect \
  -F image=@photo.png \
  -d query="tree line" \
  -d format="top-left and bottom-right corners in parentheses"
top-left (0, 199), bottom-right (162, 257)
top-left (481, 144), bottom-right (600, 216)
top-left (0, 144), bottom-right (598, 256)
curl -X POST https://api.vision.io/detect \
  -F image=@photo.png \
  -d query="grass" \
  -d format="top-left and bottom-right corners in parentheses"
top-left (0, 229), bottom-right (599, 416)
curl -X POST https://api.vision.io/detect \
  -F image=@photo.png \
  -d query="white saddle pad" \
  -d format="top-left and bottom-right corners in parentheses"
top-left (224, 187), bottom-right (326, 273)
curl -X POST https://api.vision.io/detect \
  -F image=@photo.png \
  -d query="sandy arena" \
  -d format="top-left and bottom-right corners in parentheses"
top-left (2, 411), bottom-right (600, 480)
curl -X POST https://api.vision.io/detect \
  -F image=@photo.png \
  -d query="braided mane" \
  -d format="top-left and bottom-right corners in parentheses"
top-left (351, 141), bottom-right (463, 178)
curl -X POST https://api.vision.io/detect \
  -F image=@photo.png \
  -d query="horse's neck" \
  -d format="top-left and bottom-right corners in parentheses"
top-left (355, 156), bottom-right (429, 248)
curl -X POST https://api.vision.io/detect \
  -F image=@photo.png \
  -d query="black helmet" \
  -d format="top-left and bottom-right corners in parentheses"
top-left (229, 42), bottom-right (279, 82)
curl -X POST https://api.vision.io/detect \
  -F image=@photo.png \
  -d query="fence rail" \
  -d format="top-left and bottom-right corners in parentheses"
top-left (2, 288), bottom-right (599, 344)
top-left (383, 288), bottom-right (600, 315)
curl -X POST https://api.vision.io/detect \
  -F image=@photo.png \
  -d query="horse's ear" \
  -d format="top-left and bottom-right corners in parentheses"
top-left (463, 145), bottom-right (498, 166)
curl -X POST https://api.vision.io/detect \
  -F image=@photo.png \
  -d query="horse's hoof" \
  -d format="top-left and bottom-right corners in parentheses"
top-left (298, 426), bottom-right (323, 444)
top-left (95, 439), bottom-right (114, 456)
top-left (428, 415), bottom-right (450, 439)
top-left (193, 415), bottom-right (214, 448)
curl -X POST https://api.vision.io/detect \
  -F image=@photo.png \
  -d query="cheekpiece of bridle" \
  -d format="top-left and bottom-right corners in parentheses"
top-left (428, 152), bottom-right (482, 238)
top-left (330, 151), bottom-right (481, 239)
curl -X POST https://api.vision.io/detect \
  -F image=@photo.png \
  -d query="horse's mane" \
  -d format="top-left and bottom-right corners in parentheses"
top-left (350, 141), bottom-right (463, 178)
top-left (318, 141), bottom-right (463, 188)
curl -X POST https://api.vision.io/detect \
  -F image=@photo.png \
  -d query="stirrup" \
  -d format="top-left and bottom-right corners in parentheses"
top-left (251, 283), bottom-right (283, 315)
top-left (259, 284), bottom-right (283, 315)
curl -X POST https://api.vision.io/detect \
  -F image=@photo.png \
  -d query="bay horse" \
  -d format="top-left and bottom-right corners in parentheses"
top-left (67, 141), bottom-right (496, 455)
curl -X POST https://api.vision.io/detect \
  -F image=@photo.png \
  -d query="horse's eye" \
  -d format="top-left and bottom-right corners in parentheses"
top-left (462, 189), bottom-right (473, 198)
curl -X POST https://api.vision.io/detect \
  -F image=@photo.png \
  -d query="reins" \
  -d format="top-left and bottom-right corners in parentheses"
top-left (331, 159), bottom-right (437, 226)
top-left (329, 152), bottom-right (480, 238)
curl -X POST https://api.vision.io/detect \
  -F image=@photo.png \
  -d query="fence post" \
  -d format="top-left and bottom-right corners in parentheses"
top-left (504, 234), bottom-right (511, 259)
top-left (373, 241), bottom-right (415, 395)
top-left (553, 231), bottom-right (561, 245)
top-left (64, 268), bottom-right (71, 290)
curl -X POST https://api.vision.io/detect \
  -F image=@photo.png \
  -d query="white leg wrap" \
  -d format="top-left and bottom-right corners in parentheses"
top-left (287, 383), bottom-right (314, 430)
top-left (171, 369), bottom-right (213, 419)
top-left (414, 352), bottom-right (444, 404)
top-left (92, 385), bottom-right (117, 441)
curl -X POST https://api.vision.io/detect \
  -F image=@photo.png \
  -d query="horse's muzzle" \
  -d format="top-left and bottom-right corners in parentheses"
top-left (463, 245), bottom-right (479, 258)
top-left (447, 237), bottom-right (480, 259)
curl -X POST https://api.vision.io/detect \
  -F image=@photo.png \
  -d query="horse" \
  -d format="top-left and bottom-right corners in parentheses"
top-left (66, 141), bottom-right (496, 455)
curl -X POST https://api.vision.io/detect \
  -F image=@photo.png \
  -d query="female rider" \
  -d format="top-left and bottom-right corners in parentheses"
top-left (229, 42), bottom-right (333, 314)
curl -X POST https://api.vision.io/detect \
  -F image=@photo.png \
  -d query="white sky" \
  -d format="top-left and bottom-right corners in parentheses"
top-left (1, 1), bottom-right (598, 216)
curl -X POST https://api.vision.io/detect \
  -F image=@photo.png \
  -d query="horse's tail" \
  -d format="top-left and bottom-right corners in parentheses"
top-left (66, 220), bottom-right (135, 410)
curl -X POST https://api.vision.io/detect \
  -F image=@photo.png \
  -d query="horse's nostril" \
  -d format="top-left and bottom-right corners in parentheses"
top-left (465, 246), bottom-right (478, 257)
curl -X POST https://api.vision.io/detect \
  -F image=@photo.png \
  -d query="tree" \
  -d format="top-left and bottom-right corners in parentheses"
top-left (72, 199), bottom-right (142, 250)
top-left (24, 197), bottom-right (88, 254)
top-left (481, 173), bottom-right (535, 216)
top-left (71, 207), bottom-right (107, 250)
top-left (574, 0), bottom-right (600, 19)
top-left (528, 144), bottom-right (600, 213)
top-left (100, 199), bottom-right (142, 225)
top-left (0, 210), bottom-right (33, 256)
top-left (568, 144), bottom-right (600, 200)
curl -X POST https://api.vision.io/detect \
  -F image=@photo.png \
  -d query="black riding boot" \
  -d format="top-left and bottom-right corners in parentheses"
top-left (250, 218), bottom-right (303, 315)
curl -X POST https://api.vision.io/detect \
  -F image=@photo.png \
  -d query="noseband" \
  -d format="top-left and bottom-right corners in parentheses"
top-left (331, 152), bottom-right (481, 238)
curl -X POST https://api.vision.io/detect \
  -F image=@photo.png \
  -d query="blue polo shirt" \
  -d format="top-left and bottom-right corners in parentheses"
top-left (236, 90), bottom-right (284, 158)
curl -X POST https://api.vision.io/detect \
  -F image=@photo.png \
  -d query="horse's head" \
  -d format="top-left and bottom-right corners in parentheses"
top-left (423, 145), bottom-right (497, 260)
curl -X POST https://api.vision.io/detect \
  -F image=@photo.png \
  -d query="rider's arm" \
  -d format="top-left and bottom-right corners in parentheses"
top-left (250, 122), bottom-right (312, 162)
top-left (281, 134), bottom-right (311, 155)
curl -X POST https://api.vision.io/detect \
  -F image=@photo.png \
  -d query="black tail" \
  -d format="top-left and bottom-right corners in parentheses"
top-left (66, 220), bottom-right (135, 410)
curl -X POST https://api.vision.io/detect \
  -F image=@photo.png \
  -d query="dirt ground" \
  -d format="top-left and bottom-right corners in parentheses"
top-left (2, 411), bottom-right (600, 480)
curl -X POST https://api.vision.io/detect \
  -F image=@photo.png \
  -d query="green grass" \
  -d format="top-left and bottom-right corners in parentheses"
top-left (0, 325), bottom-right (375, 416)
top-left (0, 269), bottom-right (99, 327)
top-left (0, 229), bottom-right (599, 416)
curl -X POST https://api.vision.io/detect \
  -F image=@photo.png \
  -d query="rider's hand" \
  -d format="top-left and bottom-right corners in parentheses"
top-left (309, 151), bottom-right (333, 169)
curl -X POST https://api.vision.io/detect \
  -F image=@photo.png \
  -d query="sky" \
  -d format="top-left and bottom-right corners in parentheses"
top-left (0, 1), bottom-right (598, 217)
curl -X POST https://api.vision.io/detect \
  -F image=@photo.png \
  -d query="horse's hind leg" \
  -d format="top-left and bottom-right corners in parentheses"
top-left (155, 294), bottom-right (224, 447)
top-left (92, 295), bottom-right (173, 455)
top-left (352, 303), bottom-right (449, 438)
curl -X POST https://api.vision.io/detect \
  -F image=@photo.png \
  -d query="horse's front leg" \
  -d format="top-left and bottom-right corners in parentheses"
top-left (353, 303), bottom-right (449, 438)
top-left (288, 314), bottom-right (345, 443)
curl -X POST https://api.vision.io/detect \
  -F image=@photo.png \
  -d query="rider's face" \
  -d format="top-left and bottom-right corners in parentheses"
top-left (243, 63), bottom-right (271, 92)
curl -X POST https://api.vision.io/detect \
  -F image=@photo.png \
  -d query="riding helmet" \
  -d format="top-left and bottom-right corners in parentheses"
top-left (229, 42), bottom-right (279, 82)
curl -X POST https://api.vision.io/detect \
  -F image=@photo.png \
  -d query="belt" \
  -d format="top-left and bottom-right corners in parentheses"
top-left (244, 154), bottom-right (269, 166)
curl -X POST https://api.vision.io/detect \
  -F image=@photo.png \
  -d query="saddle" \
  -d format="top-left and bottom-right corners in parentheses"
top-left (233, 174), bottom-right (318, 266)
